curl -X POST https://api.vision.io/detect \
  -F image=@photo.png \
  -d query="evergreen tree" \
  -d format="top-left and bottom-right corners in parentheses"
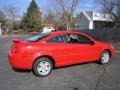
top-left (0, 10), bottom-right (6, 23)
top-left (21, 0), bottom-right (42, 32)
top-left (0, 10), bottom-right (6, 29)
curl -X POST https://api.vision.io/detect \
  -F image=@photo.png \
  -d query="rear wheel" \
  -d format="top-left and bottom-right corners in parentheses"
top-left (100, 51), bottom-right (110, 64)
top-left (32, 57), bottom-right (53, 77)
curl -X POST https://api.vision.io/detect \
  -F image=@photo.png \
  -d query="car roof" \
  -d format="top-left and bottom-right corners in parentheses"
top-left (50, 31), bottom-right (83, 35)
top-left (39, 31), bottom-right (95, 42)
top-left (50, 31), bottom-right (91, 37)
top-left (49, 31), bottom-right (94, 40)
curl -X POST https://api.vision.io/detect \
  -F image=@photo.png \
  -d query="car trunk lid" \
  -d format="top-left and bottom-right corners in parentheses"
top-left (11, 39), bottom-right (28, 53)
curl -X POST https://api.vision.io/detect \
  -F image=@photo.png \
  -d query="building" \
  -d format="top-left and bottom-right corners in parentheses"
top-left (42, 26), bottom-right (55, 33)
top-left (75, 11), bottom-right (114, 30)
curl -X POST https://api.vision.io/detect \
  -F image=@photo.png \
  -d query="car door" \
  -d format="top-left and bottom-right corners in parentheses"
top-left (65, 34), bottom-right (99, 64)
top-left (45, 35), bottom-right (69, 67)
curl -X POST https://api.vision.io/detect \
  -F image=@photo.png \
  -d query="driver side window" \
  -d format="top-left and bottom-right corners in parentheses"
top-left (78, 34), bottom-right (91, 44)
top-left (65, 34), bottom-right (91, 44)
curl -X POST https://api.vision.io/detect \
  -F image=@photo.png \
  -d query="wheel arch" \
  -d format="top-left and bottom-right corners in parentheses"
top-left (32, 55), bottom-right (55, 68)
top-left (103, 49), bottom-right (112, 58)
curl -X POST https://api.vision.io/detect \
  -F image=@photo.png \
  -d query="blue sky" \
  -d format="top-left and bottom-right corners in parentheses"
top-left (0, 0), bottom-right (48, 16)
top-left (0, 0), bottom-right (100, 18)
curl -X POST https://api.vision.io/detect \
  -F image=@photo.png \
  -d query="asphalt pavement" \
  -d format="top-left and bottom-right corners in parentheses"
top-left (0, 36), bottom-right (120, 90)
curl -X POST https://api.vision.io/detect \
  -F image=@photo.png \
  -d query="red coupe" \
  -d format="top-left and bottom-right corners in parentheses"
top-left (8, 31), bottom-right (115, 77)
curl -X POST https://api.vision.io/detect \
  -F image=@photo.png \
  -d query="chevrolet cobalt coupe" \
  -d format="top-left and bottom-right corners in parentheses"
top-left (8, 31), bottom-right (114, 77)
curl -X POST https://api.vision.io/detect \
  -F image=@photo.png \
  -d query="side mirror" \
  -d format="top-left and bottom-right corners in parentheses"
top-left (90, 40), bottom-right (95, 45)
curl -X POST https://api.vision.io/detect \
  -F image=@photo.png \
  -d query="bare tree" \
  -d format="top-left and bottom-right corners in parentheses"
top-left (43, 13), bottom-right (55, 26)
top-left (48, 0), bottom-right (80, 30)
top-left (100, 0), bottom-right (120, 28)
top-left (4, 5), bottom-right (19, 30)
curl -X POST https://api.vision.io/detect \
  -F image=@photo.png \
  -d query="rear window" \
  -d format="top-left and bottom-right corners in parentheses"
top-left (24, 33), bottom-right (50, 42)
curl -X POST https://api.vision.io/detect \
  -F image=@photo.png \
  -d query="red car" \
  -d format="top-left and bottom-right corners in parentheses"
top-left (8, 31), bottom-right (115, 77)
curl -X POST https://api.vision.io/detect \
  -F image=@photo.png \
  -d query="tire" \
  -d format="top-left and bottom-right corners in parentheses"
top-left (100, 51), bottom-right (110, 64)
top-left (32, 57), bottom-right (53, 77)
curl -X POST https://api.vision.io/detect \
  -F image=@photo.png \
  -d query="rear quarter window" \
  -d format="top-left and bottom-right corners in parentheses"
top-left (47, 35), bottom-right (65, 43)
top-left (24, 33), bottom-right (50, 42)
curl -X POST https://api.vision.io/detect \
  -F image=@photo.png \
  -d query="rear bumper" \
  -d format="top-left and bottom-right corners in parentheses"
top-left (8, 52), bottom-right (32, 70)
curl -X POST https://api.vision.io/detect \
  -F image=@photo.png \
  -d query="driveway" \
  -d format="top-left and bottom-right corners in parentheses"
top-left (0, 36), bottom-right (120, 90)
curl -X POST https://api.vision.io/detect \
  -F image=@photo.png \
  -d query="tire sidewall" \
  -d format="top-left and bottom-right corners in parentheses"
top-left (33, 57), bottom-right (53, 77)
top-left (100, 51), bottom-right (110, 64)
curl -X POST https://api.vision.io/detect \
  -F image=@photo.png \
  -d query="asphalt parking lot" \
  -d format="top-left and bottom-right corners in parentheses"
top-left (0, 36), bottom-right (120, 90)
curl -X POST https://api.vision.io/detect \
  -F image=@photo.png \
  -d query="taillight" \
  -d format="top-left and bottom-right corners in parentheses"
top-left (12, 48), bottom-right (17, 53)
top-left (11, 45), bottom-right (19, 53)
top-left (11, 39), bottom-right (21, 53)
top-left (11, 39), bottom-right (30, 53)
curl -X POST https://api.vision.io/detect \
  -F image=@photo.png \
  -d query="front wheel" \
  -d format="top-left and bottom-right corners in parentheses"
top-left (100, 51), bottom-right (110, 64)
top-left (32, 57), bottom-right (53, 77)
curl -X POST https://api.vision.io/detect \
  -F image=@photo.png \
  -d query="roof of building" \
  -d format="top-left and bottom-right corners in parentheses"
top-left (80, 11), bottom-right (113, 22)
top-left (85, 11), bottom-right (93, 19)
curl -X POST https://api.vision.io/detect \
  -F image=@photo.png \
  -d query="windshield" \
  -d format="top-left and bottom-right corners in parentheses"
top-left (24, 33), bottom-right (50, 42)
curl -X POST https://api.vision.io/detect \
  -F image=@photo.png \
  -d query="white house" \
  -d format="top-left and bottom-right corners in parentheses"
top-left (75, 11), bottom-right (114, 30)
top-left (42, 26), bottom-right (55, 33)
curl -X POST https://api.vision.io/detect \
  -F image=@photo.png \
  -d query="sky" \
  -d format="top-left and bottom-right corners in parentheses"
top-left (0, 0), bottom-right (48, 16)
top-left (0, 0), bottom-right (101, 18)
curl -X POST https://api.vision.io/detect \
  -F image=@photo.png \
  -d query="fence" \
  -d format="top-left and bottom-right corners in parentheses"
top-left (77, 29), bottom-right (120, 42)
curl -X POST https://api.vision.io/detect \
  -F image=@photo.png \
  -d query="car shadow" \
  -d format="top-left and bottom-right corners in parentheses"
top-left (12, 68), bottom-right (31, 73)
top-left (55, 61), bottom-right (97, 70)
top-left (12, 61), bottom-right (100, 73)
